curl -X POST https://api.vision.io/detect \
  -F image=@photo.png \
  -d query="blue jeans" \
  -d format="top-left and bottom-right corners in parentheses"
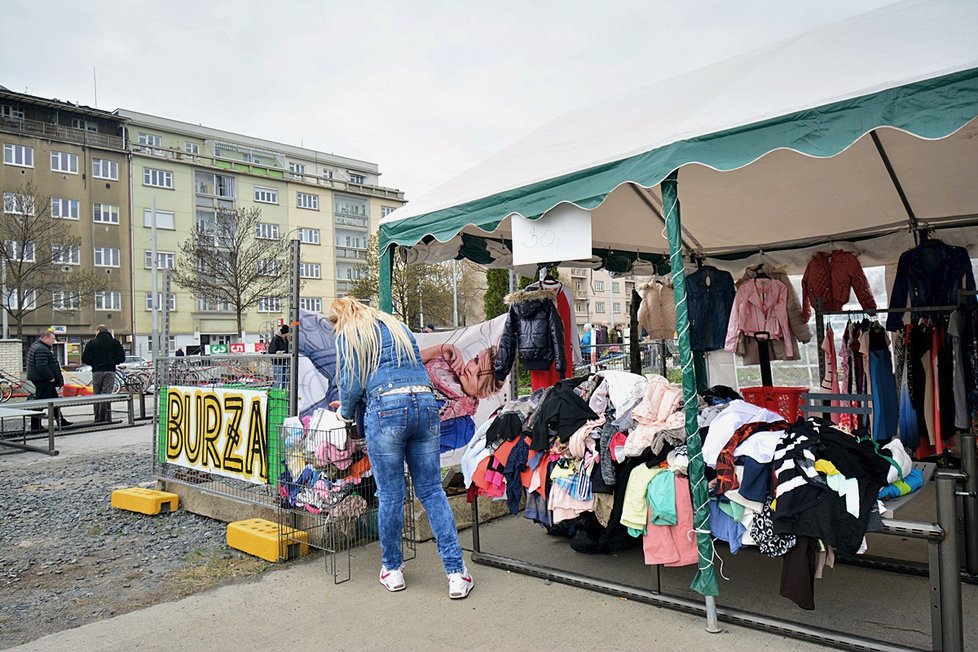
top-left (364, 391), bottom-right (464, 574)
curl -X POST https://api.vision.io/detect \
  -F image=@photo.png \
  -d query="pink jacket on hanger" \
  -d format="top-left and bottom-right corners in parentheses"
top-left (724, 278), bottom-right (795, 358)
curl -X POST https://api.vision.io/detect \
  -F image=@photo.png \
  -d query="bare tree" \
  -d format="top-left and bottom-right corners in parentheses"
top-left (0, 182), bottom-right (111, 342)
top-left (173, 206), bottom-right (290, 337)
top-left (351, 234), bottom-right (454, 328)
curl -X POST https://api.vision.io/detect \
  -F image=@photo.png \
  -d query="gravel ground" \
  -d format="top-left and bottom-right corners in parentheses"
top-left (0, 446), bottom-right (270, 649)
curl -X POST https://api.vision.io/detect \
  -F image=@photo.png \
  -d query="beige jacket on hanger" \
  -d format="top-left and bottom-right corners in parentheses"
top-left (735, 264), bottom-right (813, 362)
top-left (637, 278), bottom-right (677, 340)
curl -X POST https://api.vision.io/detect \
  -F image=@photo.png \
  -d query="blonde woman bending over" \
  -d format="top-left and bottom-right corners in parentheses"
top-left (329, 297), bottom-right (473, 598)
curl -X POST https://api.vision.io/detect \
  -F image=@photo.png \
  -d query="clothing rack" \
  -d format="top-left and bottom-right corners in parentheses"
top-left (814, 302), bottom-right (960, 381)
top-left (815, 298), bottom-right (978, 579)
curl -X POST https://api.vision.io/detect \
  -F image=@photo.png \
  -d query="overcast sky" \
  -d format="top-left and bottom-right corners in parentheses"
top-left (2, 0), bottom-right (896, 202)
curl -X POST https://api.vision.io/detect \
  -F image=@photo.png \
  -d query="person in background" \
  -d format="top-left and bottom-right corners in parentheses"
top-left (82, 325), bottom-right (125, 423)
top-left (330, 296), bottom-right (473, 599)
top-left (266, 325), bottom-right (290, 388)
top-left (27, 331), bottom-right (69, 430)
top-left (175, 347), bottom-right (185, 357)
top-left (580, 322), bottom-right (594, 356)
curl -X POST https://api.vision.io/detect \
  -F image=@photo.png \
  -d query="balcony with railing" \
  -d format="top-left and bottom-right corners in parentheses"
top-left (129, 142), bottom-right (405, 201)
top-left (334, 214), bottom-right (369, 229)
top-left (335, 246), bottom-right (367, 261)
top-left (0, 116), bottom-right (125, 150)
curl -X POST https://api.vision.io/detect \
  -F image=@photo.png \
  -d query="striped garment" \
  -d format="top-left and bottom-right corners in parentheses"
top-left (772, 422), bottom-right (827, 516)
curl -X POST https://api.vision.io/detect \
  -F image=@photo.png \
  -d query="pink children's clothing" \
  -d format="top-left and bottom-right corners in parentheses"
top-left (642, 475), bottom-right (698, 567)
top-left (725, 277), bottom-right (795, 358)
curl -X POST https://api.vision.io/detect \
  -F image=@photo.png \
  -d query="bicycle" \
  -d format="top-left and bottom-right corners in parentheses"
top-left (0, 368), bottom-right (33, 403)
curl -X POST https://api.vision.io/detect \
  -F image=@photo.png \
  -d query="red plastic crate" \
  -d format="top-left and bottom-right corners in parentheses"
top-left (740, 386), bottom-right (808, 422)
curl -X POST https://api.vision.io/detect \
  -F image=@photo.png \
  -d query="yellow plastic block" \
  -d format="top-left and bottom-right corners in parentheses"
top-left (226, 518), bottom-right (309, 562)
top-left (111, 487), bottom-right (180, 515)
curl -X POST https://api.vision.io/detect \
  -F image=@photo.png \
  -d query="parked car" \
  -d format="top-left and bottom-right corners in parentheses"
top-left (118, 355), bottom-right (151, 369)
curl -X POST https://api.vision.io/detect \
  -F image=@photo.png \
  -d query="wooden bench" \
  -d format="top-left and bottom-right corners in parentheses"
top-left (1, 393), bottom-right (135, 456)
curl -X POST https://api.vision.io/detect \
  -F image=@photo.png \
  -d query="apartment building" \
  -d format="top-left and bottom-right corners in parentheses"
top-left (115, 110), bottom-right (404, 355)
top-left (564, 266), bottom-right (640, 336)
top-left (0, 88), bottom-right (132, 364)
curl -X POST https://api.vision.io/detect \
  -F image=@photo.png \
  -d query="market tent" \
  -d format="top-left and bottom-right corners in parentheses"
top-left (375, 0), bottom-right (978, 612)
top-left (380, 0), bottom-right (978, 262)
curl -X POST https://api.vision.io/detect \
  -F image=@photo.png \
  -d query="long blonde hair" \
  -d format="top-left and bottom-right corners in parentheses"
top-left (329, 297), bottom-right (418, 389)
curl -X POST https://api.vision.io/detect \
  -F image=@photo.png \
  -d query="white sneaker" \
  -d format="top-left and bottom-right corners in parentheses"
top-left (379, 566), bottom-right (406, 592)
top-left (448, 568), bottom-right (474, 599)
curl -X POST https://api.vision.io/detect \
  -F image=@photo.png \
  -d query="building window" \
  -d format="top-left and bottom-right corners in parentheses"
top-left (613, 302), bottom-right (622, 314)
top-left (71, 118), bottom-right (98, 133)
top-left (95, 291), bottom-right (122, 311)
top-left (145, 292), bottom-right (176, 311)
top-left (52, 291), bottom-right (81, 311)
top-left (195, 171), bottom-right (235, 198)
top-left (50, 151), bottom-right (78, 174)
top-left (92, 158), bottom-right (118, 180)
top-left (52, 244), bottom-right (81, 266)
top-left (296, 192), bottom-right (319, 210)
top-left (196, 296), bottom-right (231, 312)
top-left (184, 142), bottom-right (200, 156)
top-left (381, 206), bottom-right (398, 218)
top-left (594, 280), bottom-right (605, 292)
top-left (575, 302), bottom-right (587, 315)
top-left (256, 222), bottom-right (280, 240)
top-left (612, 282), bottom-right (621, 294)
top-left (3, 192), bottom-right (33, 215)
top-left (143, 208), bottom-right (175, 230)
top-left (254, 187), bottom-right (278, 204)
top-left (93, 203), bottom-right (120, 224)
top-left (138, 133), bottom-right (162, 147)
top-left (289, 162), bottom-right (305, 179)
top-left (144, 251), bottom-right (175, 269)
top-left (298, 227), bottom-right (320, 245)
top-left (5, 240), bottom-right (34, 262)
top-left (322, 169), bottom-right (334, 180)
top-left (94, 247), bottom-right (121, 267)
top-left (257, 297), bottom-right (282, 313)
top-left (257, 259), bottom-right (281, 276)
top-left (6, 289), bottom-right (36, 310)
top-left (300, 262), bottom-right (321, 279)
top-left (1, 105), bottom-right (25, 120)
top-left (51, 197), bottom-right (80, 220)
top-left (334, 195), bottom-right (369, 223)
top-left (143, 168), bottom-right (173, 188)
top-left (3, 143), bottom-right (33, 167)
top-left (349, 172), bottom-right (365, 184)
top-left (299, 297), bottom-right (322, 312)
top-left (595, 301), bottom-right (606, 314)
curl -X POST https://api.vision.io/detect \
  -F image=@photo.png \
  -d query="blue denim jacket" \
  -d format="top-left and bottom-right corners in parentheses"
top-left (686, 267), bottom-right (736, 352)
top-left (336, 321), bottom-right (431, 420)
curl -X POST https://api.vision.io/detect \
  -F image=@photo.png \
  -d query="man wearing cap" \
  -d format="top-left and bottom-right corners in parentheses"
top-left (26, 331), bottom-right (69, 430)
top-left (266, 325), bottom-right (290, 388)
top-left (82, 325), bottom-right (126, 423)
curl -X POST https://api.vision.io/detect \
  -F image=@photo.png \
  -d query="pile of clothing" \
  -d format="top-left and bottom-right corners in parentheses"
top-left (701, 400), bottom-right (914, 609)
top-left (277, 411), bottom-right (372, 523)
top-left (462, 371), bottom-right (699, 565)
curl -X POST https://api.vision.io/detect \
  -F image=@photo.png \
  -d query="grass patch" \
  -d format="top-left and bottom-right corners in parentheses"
top-left (170, 550), bottom-right (271, 596)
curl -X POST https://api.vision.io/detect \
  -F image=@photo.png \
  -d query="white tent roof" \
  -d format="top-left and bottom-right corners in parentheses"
top-left (380, 0), bottom-right (978, 262)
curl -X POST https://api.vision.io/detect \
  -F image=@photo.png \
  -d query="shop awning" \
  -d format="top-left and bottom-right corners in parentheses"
top-left (379, 0), bottom-right (978, 263)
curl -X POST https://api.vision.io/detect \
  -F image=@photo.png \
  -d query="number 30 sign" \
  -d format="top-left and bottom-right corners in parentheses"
top-left (511, 204), bottom-right (592, 266)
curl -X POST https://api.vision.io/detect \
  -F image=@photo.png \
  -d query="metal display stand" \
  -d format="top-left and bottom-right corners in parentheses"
top-left (469, 469), bottom-right (967, 651)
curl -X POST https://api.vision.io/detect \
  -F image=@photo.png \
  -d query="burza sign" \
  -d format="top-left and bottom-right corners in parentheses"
top-left (162, 386), bottom-right (269, 484)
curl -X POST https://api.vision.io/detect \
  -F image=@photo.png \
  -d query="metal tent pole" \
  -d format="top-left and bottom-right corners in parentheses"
top-left (959, 432), bottom-right (978, 575)
top-left (288, 239), bottom-right (300, 417)
top-left (661, 169), bottom-right (719, 631)
top-left (379, 244), bottom-right (394, 313)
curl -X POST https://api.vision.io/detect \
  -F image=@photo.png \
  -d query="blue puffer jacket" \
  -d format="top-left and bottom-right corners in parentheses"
top-left (336, 321), bottom-right (431, 421)
top-left (493, 288), bottom-right (566, 381)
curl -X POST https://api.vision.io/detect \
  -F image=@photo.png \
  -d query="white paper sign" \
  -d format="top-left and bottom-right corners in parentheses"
top-left (511, 204), bottom-right (592, 266)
